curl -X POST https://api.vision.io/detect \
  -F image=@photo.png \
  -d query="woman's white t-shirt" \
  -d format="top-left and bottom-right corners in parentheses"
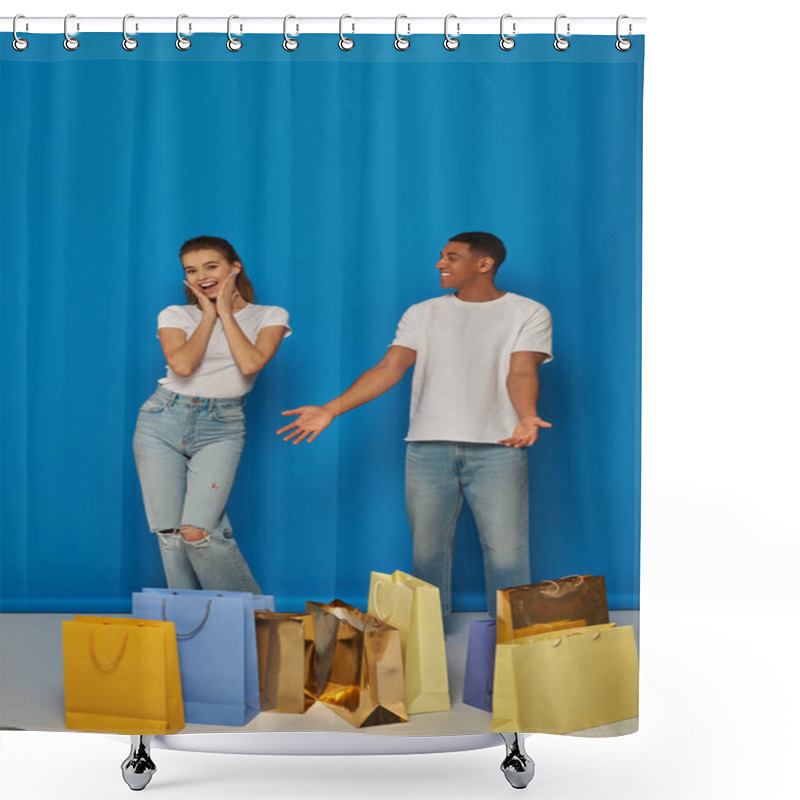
top-left (157, 303), bottom-right (291, 398)
top-left (391, 292), bottom-right (553, 443)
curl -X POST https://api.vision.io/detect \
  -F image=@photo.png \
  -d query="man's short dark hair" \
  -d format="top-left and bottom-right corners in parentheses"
top-left (449, 232), bottom-right (507, 272)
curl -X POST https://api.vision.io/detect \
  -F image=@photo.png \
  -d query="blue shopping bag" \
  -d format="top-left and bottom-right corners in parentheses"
top-left (133, 589), bottom-right (272, 726)
top-left (462, 619), bottom-right (496, 712)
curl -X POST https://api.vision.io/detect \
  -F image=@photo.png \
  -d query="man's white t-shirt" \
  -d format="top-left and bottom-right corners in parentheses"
top-left (157, 303), bottom-right (291, 398)
top-left (391, 292), bottom-right (553, 443)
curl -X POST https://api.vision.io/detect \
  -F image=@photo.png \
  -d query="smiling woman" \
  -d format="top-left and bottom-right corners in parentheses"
top-left (132, 236), bottom-right (292, 589)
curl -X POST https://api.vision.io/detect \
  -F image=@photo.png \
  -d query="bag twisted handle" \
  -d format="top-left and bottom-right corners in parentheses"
top-left (161, 597), bottom-right (213, 639)
top-left (89, 627), bottom-right (130, 670)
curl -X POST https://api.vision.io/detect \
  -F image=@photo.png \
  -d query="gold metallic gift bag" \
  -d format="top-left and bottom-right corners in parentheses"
top-left (496, 575), bottom-right (610, 643)
top-left (62, 617), bottom-right (184, 734)
top-left (307, 600), bottom-right (408, 728)
top-left (254, 611), bottom-right (316, 714)
top-left (491, 623), bottom-right (639, 734)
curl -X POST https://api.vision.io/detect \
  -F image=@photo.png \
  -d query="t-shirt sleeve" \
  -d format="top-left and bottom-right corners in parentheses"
top-left (512, 304), bottom-right (554, 362)
top-left (257, 306), bottom-right (292, 338)
top-left (390, 305), bottom-right (419, 351)
top-left (157, 305), bottom-right (191, 333)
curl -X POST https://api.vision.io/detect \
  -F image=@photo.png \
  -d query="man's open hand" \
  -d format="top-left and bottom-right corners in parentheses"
top-left (277, 406), bottom-right (335, 444)
top-left (498, 415), bottom-right (552, 448)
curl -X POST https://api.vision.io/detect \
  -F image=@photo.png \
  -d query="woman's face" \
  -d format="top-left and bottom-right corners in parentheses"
top-left (181, 248), bottom-right (240, 300)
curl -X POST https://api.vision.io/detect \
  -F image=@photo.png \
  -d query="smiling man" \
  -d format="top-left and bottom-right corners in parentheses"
top-left (278, 232), bottom-right (553, 616)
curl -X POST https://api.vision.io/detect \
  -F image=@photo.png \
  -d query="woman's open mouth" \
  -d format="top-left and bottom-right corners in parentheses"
top-left (199, 280), bottom-right (219, 293)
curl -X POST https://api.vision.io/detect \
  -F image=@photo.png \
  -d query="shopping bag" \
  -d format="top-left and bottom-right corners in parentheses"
top-left (63, 616), bottom-right (184, 734)
top-left (133, 589), bottom-right (261, 726)
top-left (491, 623), bottom-right (639, 734)
top-left (462, 619), bottom-right (496, 712)
top-left (307, 600), bottom-right (408, 728)
top-left (254, 611), bottom-right (315, 713)
top-left (140, 586), bottom-right (275, 612)
top-left (368, 570), bottom-right (450, 714)
top-left (496, 574), bottom-right (609, 643)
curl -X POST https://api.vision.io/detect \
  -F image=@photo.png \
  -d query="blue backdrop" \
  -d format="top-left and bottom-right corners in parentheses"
top-left (0, 34), bottom-right (643, 612)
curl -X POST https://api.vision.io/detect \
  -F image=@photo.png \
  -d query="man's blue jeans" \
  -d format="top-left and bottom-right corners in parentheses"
top-left (133, 386), bottom-right (261, 593)
top-left (406, 441), bottom-right (531, 616)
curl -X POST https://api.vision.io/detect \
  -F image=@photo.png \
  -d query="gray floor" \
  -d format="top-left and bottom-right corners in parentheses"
top-left (0, 610), bottom-right (638, 738)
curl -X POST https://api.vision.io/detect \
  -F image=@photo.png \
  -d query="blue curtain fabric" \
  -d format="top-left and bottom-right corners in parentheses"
top-left (0, 34), bottom-right (644, 612)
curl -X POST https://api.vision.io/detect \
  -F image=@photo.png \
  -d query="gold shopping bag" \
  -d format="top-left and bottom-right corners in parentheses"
top-left (254, 611), bottom-right (315, 714)
top-left (63, 617), bottom-right (184, 734)
top-left (496, 574), bottom-right (610, 643)
top-left (492, 623), bottom-right (639, 734)
top-left (307, 600), bottom-right (408, 728)
top-left (368, 570), bottom-right (450, 714)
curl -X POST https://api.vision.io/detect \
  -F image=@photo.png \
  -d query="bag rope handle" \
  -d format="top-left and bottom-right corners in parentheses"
top-left (89, 628), bottom-right (130, 670)
top-left (540, 574), bottom-right (586, 596)
top-left (550, 629), bottom-right (602, 647)
top-left (161, 597), bottom-right (213, 639)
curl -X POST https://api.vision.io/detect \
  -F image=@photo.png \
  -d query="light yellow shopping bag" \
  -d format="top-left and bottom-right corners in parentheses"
top-left (63, 617), bottom-right (185, 734)
top-left (492, 623), bottom-right (638, 734)
top-left (368, 570), bottom-right (450, 714)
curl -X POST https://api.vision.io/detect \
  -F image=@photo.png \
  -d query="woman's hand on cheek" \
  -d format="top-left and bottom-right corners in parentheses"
top-left (184, 281), bottom-right (217, 318)
top-left (216, 272), bottom-right (239, 319)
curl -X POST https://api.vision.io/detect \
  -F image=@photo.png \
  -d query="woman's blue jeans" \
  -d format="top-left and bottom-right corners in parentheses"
top-left (406, 441), bottom-right (531, 616)
top-left (133, 386), bottom-right (261, 593)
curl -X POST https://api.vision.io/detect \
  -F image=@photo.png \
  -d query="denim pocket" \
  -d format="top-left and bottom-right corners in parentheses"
top-left (140, 397), bottom-right (167, 414)
top-left (211, 406), bottom-right (245, 423)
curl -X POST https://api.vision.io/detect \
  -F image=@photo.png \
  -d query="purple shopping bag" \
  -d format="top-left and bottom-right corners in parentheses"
top-left (463, 619), bottom-right (496, 712)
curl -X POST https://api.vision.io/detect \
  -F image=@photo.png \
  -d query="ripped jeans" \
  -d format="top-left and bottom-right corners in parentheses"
top-left (133, 386), bottom-right (261, 593)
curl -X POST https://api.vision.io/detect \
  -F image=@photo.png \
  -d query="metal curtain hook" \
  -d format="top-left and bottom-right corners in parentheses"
top-left (176, 14), bottom-right (191, 50)
top-left (227, 15), bottom-right (242, 51)
top-left (554, 14), bottom-right (570, 51)
top-left (499, 14), bottom-right (516, 50)
top-left (616, 14), bottom-right (632, 51)
top-left (283, 15), bottom-right (299, 51)
top-left (394, 14), bottom-right (410, 51)
top-left (64, 13), bottom-right (79, 51)
top-left (444, 14), bottom-right (460, 51)
top-left (12, 14), bottom-right (29, 51)
top-left (122, 15), bottom-right (138, 51)
top-left (339, 14), bottom-right (355, 50)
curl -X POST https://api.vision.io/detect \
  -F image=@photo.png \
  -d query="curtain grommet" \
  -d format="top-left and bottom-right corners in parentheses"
top-left (443, 14), bottom-right (460, 51)
top-left (12, 15), bottom-right (29, 51)
top-left (122, 14), bottom-right (138, 51)
top-left (339, 15), bottom-right (355, 51)
top-left (615, 15), bottom-right (632, 51)
top-left (175, 14), bottom-right (191, 51)
top-left (63, 14), bottom-right (80, 51)
top-left (554, 14), bottom-right (570, 51)
top-left (227, 15), bottom-right (243, 51)
top-left (499, 14), bottom-right (516, 51)
top-left (394, 15), bottom-right (410, 51)
top-left (283, 15), bottom-right (299, 51)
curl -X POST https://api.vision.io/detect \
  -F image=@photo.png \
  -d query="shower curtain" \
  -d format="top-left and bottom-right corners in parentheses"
top-left (0, 32), bottom-right (643, 623)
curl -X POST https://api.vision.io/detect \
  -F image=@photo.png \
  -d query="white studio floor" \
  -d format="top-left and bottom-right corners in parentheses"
top-left (0, 610), bottom-right (639, 738)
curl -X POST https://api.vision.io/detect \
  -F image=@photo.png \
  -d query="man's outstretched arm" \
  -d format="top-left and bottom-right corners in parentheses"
top-left (499, 351), bottom-right (552, 448)
top-left (277, 345), bottom-right (417, 444)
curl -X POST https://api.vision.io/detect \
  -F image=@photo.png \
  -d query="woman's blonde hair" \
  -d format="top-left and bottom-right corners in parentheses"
top-left (179, 236), bottom-right (256, 305)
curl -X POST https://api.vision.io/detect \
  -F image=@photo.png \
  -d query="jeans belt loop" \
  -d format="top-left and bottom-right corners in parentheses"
top-left (209, 398), bottom-right (216, 412)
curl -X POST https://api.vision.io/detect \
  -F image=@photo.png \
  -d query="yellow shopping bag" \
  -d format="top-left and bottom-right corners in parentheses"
top-left (63, 617), bottom-right (184, 734)
top-left (368, 570), bottom-right (450, 714)
top-left (492, 623), bottom-right (638, 734)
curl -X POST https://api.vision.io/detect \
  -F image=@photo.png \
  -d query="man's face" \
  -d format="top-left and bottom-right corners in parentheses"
top-left (435, 241), bottom-right (492, 290)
